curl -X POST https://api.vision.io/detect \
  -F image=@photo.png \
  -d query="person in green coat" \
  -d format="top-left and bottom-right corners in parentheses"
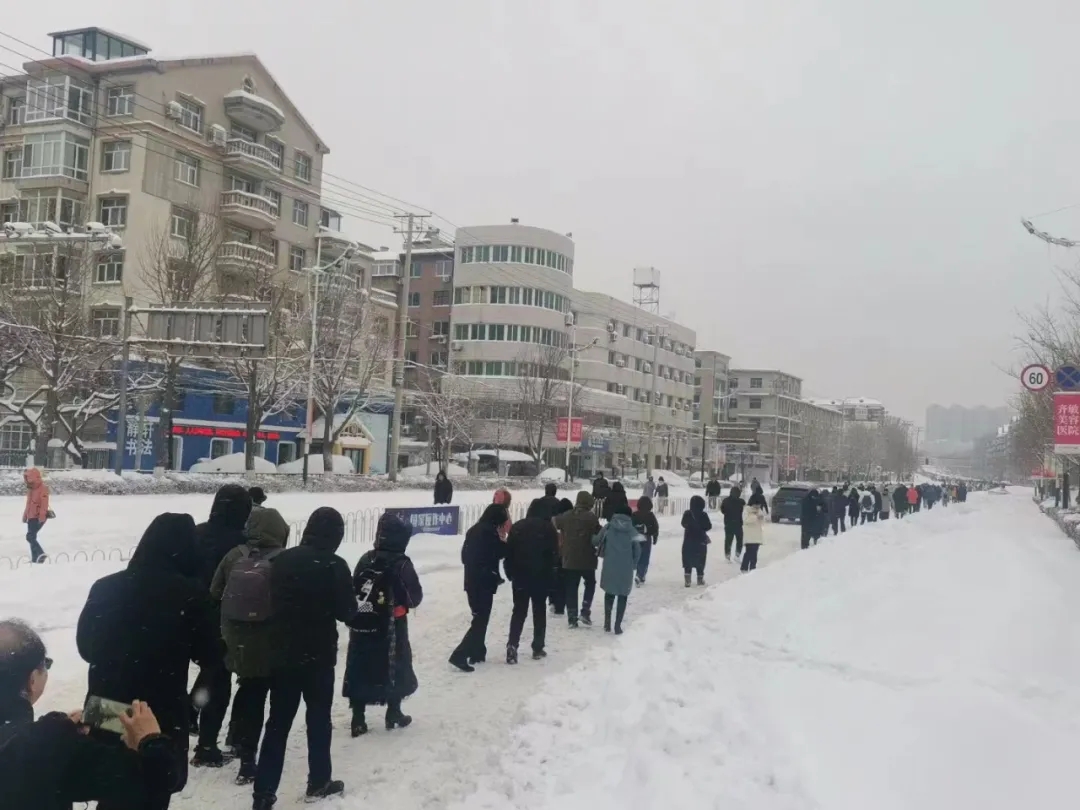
top-left (209, 506), bottom-right (290, 785)
top-left (592, 505), bottom-right (643, 634)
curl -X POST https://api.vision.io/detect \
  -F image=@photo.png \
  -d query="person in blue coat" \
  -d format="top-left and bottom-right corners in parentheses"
top-left (592, 505), bottom-right (643, 634)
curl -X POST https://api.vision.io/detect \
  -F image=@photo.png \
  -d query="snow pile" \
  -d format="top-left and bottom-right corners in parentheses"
top-left (457, 492), bottom-right (1080, 810)
top-left (277, 454), bottom-right (354, 475)
top-left (538, 467), bottom-right (565, 482)
top-left (188, 453), bottom-right (277, 474)
top-left (399, 462), bottom-right (469, 479)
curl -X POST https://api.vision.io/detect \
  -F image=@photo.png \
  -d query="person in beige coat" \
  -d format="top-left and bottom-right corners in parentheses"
top-left (740, 504), bottom-right (766, 572)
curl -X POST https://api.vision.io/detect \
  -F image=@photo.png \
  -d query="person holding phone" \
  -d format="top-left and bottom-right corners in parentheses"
top-left (0, 619), bottom-right (180, 810)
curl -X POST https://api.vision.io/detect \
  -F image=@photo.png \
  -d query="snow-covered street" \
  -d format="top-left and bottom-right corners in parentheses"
top-left (4, 488), bottom-right (1078, 809)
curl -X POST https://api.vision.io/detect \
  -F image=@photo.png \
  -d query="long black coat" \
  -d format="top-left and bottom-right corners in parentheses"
top-left (503, 516), bottom-right (559, 595)
top-left (267, 508), bottom-right (356, 671)
top-left (461, 512), bottom-right (506, 594)
top-left (592, 477), bottom-right (611, 500)
top-left (0, 696), bottom-right (181, 810)
top-left (433, 475), bottom-right (454, 505)
top-left (76, 514), bottom-right (219, 741)
top-left (601, 489), bottom-right (629, 521)
top-left (681, 501), bottom-right (712, 570)
top-left (847, 490), bottom-right (861, 519)
top-left (343, 527), bottom-right (424, 706)
top-left (193, 484), bottom-right (253, 592)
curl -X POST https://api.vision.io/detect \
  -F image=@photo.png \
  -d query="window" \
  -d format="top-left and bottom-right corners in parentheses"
top-left (454, 323), bottom-right (468, 340)
top-left (230, 123), bottom-right (257, 143)
top-left (749, 397), bottom-right (762, 410)
top-left (432, 289), bottom-right (450, 307)
top-left (265, 188), bottom-right (281, 217)
top-left (373, 262), bottom-right (398, 277)
top-left (170, 207), bottom-right (195, 239)
top-left (7, 96), bottom-right (24, 126)
top-left (608, 350), bottom-right (616, 365)
top-left (294, 151), bottom-right (312, 182)
top-left (453, 287), bottom-right (470, 305)
top-left (289, 246), bottom-right (306, 273)
top-left (460, 246), bottom-right (473, 264)
top-left (98, 196), bottom-right (127, 228)
top-left (175, 96), bottom-right (203, 133)
top-left (469, 323), bottom-right (486, 340)
top-left (406, 320), bottom-right (419, 338)
top-left (95, 251), bottom-right (124, 283)
top-left (266, 139), bottom-right (285, 171)
top-left (435, 259), bottom-right (452, 278)
top-left (432, 321), bottom-right (450, 337)
top-left (508, 287), bottom-right (521, 304)
top-left (510, 246), bottom-right (522, 262)
top-left (3, 149), bottom-right (21, 179)
top-left (523, 247), bottom-right (535, 264)
top-left (22, 132), bottom-right (89, 181)
top-left (410, 261), bottom-right (422, 278)
top-left (292, 199), bottom-right (309, 227)
top-left (91, 307), bottom-right (121, 337)
top-left (431, 351), bottom-right (448, 368)
top-left (408, 291), bottom-right (421, 307)
top-left (490, 286), bottom-right (507, 304)
top-left (749, 377), bottom-right (763, 389)
top-left (490, 324), bottom-right (506, 341)
top-left (106, 85), bottom-right (134, 116)
top-left (212, 394), bottom-right (236, 415)
top-left (522, 288), bottom-right (534, 306)
top-left (492, 245), bottom-right (509, 262)
top-left (101, 140), bottom-right (131, 173)
top-left (729, 378), bottom-right (739, 390)
top-left (406, 351), bottom-right (418, 365)
top-left (0, 202), bottom-right (19, 224)
top-left (60, 190), bottom-right (85, 227)
top-left (252, 440), bottom-right (266, 459)
top-left (25, 75), bottom-right (92, 125)
top-left (174, 152), bottom-right (200, 186)
top-left (210, 438), bottom-right (232, 459)
top-left (276, 442), bottom-right (296, 465)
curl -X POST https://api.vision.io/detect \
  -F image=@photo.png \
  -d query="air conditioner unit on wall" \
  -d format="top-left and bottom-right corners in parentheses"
top-left (166, 100), bottom-right (184, 120)
top-left (209, 124), bottom-right (227, 147)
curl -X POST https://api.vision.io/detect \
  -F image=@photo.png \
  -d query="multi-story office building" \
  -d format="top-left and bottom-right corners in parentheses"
top-left (692, 350), bottom-right (732, 474)
top-left (806, 396), bottom-right (887, 425)
top-left (0, 27), bottom-right (393, 466)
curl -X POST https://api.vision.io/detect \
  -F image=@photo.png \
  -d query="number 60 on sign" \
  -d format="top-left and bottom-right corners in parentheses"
top-left (1022, 364), bottom-right (1052, 392)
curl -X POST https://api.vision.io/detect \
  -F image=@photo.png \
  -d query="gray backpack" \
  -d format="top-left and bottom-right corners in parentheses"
top-left (221, 546), bottom-right (282, 622)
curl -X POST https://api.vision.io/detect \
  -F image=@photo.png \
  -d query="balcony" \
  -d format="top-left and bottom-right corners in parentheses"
top-left (218, 241), bottom-right (275, 270)
top-left (223, 139), bottom-right (282, 177)
top-left (220, 190), bottom-right (278, 230)
top-left (223, 89), bottom-right (286, 133)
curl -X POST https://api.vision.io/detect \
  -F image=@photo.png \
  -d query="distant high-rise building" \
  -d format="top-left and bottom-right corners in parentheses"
top-left (925, 405), bottom-right (1012, 443)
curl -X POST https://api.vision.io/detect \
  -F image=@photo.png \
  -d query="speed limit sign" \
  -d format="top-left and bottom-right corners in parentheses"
top-left (1021, 364), bottom-right (1052, 391)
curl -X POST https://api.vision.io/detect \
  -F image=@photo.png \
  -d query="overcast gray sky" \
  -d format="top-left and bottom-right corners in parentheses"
top-left (5, 0), bottom-right (1078, 423)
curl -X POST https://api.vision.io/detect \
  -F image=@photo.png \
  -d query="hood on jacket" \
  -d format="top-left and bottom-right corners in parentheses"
top-left (480, 503), bottom-right (509, 526)
top-left (636, 495), bottom-right (654, 513)
top-left (23, 468), bottom-right (43, 488)
top-left (611, 481), bottom-right (626, 495)
top-left (690, 495), bottom-right (707, 512)
top-left (244, 507), bottom-right (290, 549)
top-left (128, 513), bottom-right (198, 577)
top-left (557, 498), bottom-right (574, 515)
top-left (435, 471), bottom-right (447, 482)
top-left (607, 513), bottom-right (636, 533)
top-left (247, 486), bottom-right (267, 506)
top-left (374, 512), bottom-right (412, 553)
top-left (208, 484), bottom-right (253, 531)
top-left (493, 488), bottom-right (512, 507)
top-left (526, 499), bottom-right (554, 521)
top-left (301, 506), bottom-right (346, 552)
top-left (575, 491), bottom-right (595, 510)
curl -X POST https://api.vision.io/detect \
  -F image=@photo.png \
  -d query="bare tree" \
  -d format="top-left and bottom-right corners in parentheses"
top-left (412, 378), bottom-right (474, 470)
top-left (307, 267), bottom-right (393, 470)
top-left (139, 207), bottom-right (224, 467)
top-left (516, 344), bottom-right (570, 475)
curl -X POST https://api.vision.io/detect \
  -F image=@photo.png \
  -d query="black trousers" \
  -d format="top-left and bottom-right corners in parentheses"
top-left (800, 528), bottom-right (813, 550)
top-left (724, 526), bottom-right (744, 558)
top-left (194, 660), bottom-right (232, 751)
top-left (829, 518), bottom-right (840, 536)
top-left (452, 587), bottom-right (494, 662)
top-left (254, 664), bottom-right (335, 798)
top-left (231, 675), bottom-right (272, 760)
top-left (549, 564), bottom-right (566, 614)
top-left (603, 593), bottom-right (628, 629)
top-left (508, 588), bottom-right (547, 653)
top-left (97, 732), bottom-right (188, 810)
top-left (564, 569), bottom-right (596, 622)
top-left (740, 543), bottom-right (761, 571)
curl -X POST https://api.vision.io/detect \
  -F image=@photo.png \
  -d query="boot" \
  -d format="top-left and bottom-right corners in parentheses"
top-left (614, 596), bottom-right (627, 635)
top-left (385, 704), bottom-right (413, 730)
top-left (506, 644), bottom-right (518, 665)
top-left (684, 573), bottom-right (692, 588)
top-left (306, 780), bottom-right (345, 801)
top-left (235, 752), bottom-right (256, 786)
top-left (350, 706), bottom-right (368, 738)
top-left (531, 649), bottom-right (547, 660)
top-left (580, 610), bottom-right (593, 627)
top-left (697, 575), bottom-right (706, 586)
top-left (448, 652), bottom-right (475, 673)
top-left (253, 794), bottom-right (277, 810)
top-left (191, 745), bottom-right (231, 768)
top-left (603, 597), bottom-right (613, 633)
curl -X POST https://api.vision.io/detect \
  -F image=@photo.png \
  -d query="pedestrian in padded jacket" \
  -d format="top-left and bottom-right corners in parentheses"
top-left (631, 496), bottom-right (660, 585)
top-left (449, 504), bottom-right (508, 672)
top-left (503, 499), bottom-right (559, 663)
top-left (720, 487), bottom-right (746, 561)
top-left (681, 495), bottom-right (712, 587)
top-left (593, 508), bottom-right (643, 634)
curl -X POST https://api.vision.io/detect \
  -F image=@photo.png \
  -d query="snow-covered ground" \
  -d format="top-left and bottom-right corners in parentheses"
top-left (457, 489), bottom-right (1080, 810)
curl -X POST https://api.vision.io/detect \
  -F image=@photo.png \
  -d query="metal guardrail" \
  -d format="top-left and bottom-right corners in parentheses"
top-left (0, 496), bottom-right (696, 570)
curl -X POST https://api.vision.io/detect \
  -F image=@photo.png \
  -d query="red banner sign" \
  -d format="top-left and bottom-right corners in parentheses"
top-left (1054, 392), bottom-right (1080, 454)
top-left (172, 425), bottom-right (281, 441)
top-left (555, 417), bottom-right (583, 443)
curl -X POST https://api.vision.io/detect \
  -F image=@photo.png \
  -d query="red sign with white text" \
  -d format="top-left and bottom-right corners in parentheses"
top-left (1053, 392), bottom-right (1080, 454)
top-left (555, 417), bottom-right (583, 443)
top-left (172, 425), bottom-right (282, 441)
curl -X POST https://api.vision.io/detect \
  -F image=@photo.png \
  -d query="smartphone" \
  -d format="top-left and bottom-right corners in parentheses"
top-left (83, 695), bottom-right (132, 735)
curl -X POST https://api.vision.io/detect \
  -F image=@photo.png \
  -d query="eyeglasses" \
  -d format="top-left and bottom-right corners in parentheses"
top-left (43, 657), bottom-right (53, 671)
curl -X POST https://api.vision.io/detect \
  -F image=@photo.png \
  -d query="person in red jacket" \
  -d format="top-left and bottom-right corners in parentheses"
top-left (22, 468), bottom-right (50, 563)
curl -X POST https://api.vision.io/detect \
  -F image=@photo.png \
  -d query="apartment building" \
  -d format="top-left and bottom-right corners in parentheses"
top-left (573, 291), bottom-right (696, 473)
top-left (806, 396), bottom-right (887, 425)
top-left (692, 349), bottom-right (732, 473)
top-left (728, 368), bottom-right (842, 480)
top-left (0, 27), bottom-right (393, 466)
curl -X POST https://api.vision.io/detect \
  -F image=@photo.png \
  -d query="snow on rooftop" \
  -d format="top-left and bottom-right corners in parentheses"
top-left (224, 89), bottom-right (286, 121)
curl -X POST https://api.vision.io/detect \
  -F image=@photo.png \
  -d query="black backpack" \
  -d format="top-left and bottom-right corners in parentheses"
top-left (221, 546), bottom-right (282, 623)
top-left (351, 559), bottom-right (395, 637)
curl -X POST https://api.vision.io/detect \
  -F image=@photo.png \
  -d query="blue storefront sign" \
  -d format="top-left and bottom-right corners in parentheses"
top-left (385, 506), bottom-right (460, 536)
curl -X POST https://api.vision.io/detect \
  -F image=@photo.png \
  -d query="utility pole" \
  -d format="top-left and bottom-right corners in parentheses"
top-left (388, 213), bottom-right (426, 482)
top-left (645, 326), bottom-right (665, 477)
top-left (699, 422), bottom-right (707, 481)
top-left (114, 296), bottom-right (133, 476)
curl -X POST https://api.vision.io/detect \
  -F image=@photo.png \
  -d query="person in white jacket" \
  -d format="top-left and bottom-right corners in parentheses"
top-left (740, 504), bottom-right (766, 572)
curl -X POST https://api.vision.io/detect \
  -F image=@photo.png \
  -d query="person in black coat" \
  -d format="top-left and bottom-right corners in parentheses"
top-left (503, 499), bottom-right (559, 663)
top-left (847, 487), bottom-right (861, 526)
top-left (547, 495), bottom-right (574, 615)
top-left (705, 477), bottom-right (722, 509)
top-left (344, 513), bottom-right (423, 734)
top-left (719, 486), bottom-right (746, 562)
top-left (450, 504), bottom-right (508, 672)
top-left (631, 496), bottom-right (661, 585)
top-left (0, 619), bottom-right (181, 810)
top-left (747, 484), bottom-right (769, 515)
top-left (253, 507), bottom-right (356, 807)
top-left (433, 471), bottom-right (454, 505)
top-left (893, 483), bottom-right (908, 517)
top-left (830, 487), bottom-right (847, 534)
top-left (190, 484), bottom-right (252, 766)
top-left (602, 481), bottom-right (629, 522)
top-left (76, 513), bottom-right (220, 809)
top-left (681, 495), bottom-right (713, 586)
top-left (592, 472), bottom-right (611, 501)
top-left (800, 489), bottom-right (822, 549)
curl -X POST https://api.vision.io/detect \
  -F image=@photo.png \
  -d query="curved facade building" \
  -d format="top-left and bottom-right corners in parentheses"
top-left (450, 222), bottom-right (575, 383)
